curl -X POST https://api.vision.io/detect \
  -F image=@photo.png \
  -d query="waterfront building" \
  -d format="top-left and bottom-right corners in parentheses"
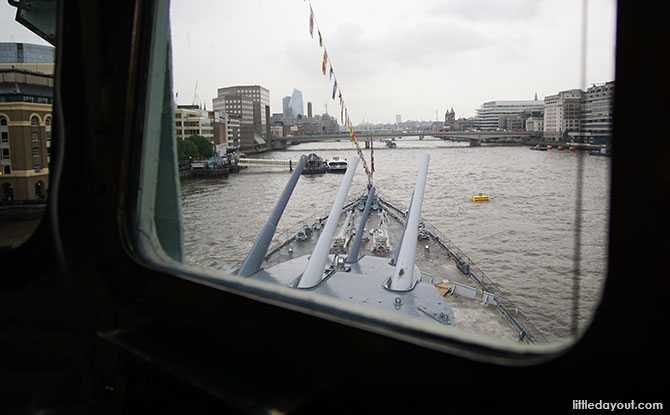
top-left (475, 98), bottom-right (543, 131)
top-left (396, 114), bottom-right (401, 126)
top-left (213, 93), bottom-right (254, 150)
top-left (0, 68), bottom-right (52, 202)
top-left (175, 105), bottom-right (214, 141)
top-left (579, 81), bottom-right (614, 144)
top-left (210, 110), bottom-right (240, 149)
top-left (307, 102), bottom-right (312, 118)
top-left (0, 42), bottom-right (54, 75)
top-left (213, 85), bottom-right (270, 150)
top-left (543, 89), bottom-right (583, 141)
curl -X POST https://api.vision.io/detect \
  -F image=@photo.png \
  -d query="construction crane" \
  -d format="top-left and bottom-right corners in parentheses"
top-left (192, 81), bottom-right (199, 106)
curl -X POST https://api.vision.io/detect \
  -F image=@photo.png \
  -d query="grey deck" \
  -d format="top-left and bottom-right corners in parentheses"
top-left (253, 198), bottom-right (524, 343)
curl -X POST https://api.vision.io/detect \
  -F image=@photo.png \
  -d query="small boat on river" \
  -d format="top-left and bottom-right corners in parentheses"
top-left (302, 153), bottom-right (327, 174)
top-left (326, 156), bottom-right (349, 173)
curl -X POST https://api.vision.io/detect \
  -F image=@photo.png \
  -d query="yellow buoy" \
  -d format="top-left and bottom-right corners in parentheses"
top-left (472, 193), bottom-right (490, 202)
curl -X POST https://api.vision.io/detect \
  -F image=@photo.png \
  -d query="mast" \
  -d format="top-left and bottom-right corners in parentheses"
top-left (389, 153), bottom-right (430, 291)
top-left (345, 186), bottom-right (375, 263)
top-left (236, 154), bottom-right (308, 277)
top-left (298, 157), bottom-right (359, 288)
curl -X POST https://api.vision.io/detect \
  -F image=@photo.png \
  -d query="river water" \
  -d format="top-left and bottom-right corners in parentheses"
top-left (180, 137), bottom-right (611, 342)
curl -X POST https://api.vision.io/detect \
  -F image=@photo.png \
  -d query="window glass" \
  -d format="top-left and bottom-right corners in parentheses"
top-left (161, 0), bottom-right (616, 350)
top-left (0, 2), bottom-right (54, 249)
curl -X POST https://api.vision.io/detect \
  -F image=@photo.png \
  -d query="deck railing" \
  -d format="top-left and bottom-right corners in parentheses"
top-left (379, 196), bottom-right (547, 344)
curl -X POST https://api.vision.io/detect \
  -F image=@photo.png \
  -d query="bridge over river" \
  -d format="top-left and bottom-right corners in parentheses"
top-left (283, 130), bottom-right (537, 147)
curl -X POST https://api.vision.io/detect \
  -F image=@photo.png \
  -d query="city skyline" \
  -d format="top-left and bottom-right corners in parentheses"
top-left (168, 0), bottom-right (616, 124)
top-left (1, 1), bottom-right (617, 124)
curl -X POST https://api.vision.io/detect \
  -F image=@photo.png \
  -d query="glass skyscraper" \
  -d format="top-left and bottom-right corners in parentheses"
top-left (288, 89), bottom-right (303, 117)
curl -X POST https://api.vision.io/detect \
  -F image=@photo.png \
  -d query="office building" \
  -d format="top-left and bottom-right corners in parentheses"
top-left (288, 89), bottom-right (303, 118)
top-left (543, 89), bottom-right (583, 140)
top-left (580, 81), bottom-right (614, 144)
top-left (175, 105), bottom-right (214, 141)
top-left (213, 85), bottom-right (270, 150)
top-left (475, 99), bottom-right (543, 131)
top-left (282, 96), bottom-right (292, 117)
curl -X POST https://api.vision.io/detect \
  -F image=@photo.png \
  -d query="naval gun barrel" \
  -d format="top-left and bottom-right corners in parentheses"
top-left (389, 153), bottom-right (430, 291)
top-left (298, 157), bottom-right (359, 288)
top-left (346, 186), bottom-right (375, 263)
top-left (236, 155), bottom-right (307, 277)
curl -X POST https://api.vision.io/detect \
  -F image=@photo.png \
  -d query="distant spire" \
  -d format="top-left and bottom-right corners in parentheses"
top-left (534, 91), bottom-right (538, 100)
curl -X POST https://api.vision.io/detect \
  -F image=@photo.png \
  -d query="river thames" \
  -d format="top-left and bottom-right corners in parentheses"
top-left (180, 137), bottom-right (610, 342)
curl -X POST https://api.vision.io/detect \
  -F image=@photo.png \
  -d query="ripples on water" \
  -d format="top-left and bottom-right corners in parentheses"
top-left (180, 138), bottom-right (610, 341)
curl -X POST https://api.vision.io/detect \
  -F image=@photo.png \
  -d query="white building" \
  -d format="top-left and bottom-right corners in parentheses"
top-left (475, 99), bottom-right (543, 131)
top-left (526, 117), bottom-right (544, 132)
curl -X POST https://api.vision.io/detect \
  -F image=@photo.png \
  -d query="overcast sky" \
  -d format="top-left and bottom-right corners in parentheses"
top-left (1, 0), bottom-right (616, 124)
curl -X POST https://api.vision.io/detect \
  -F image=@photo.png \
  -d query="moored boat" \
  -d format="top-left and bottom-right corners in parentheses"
top-left (302, 153), bottom-right (327, 174)
top-left (326, 156), bottom-right (349, 173)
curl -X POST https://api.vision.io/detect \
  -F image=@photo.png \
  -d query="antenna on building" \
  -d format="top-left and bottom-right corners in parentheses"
top-left (323, 99), bottom-right (328, 115)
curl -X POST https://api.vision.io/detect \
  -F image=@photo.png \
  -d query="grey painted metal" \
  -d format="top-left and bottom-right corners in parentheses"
top-left (133, 3), bottom-right (184, 263)
top-left (389, 153), bottom-right (430, 291)
top-left (482, 291), bottom-right (498, 306)
top-left (298, 157), bottom-right (359, 288)
top-left (237, 154), bottom-right (308, 276)
top-left (253, 254), bottom-right (454, 326)
top-left (452, 282), bottom-right (477, 299)
top-left (391, 190), bottom-right (413, 266)
top-left (346, 186), bottom-right (376, 263)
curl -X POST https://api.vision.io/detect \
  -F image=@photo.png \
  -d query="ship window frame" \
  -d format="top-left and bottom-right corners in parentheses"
top-left (124, 0), bottom-right (611, 368)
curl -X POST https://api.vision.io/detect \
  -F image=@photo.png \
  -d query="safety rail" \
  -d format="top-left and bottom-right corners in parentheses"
top-left (379, 196), bottom-right (547, 343)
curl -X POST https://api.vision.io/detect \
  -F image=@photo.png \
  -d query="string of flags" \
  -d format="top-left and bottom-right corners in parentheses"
top-left (306, 0), bottom-right (373, 185)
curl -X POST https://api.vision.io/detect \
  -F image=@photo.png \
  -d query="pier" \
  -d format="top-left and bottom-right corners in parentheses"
top-left (238, 158), bottom-right (295, 170)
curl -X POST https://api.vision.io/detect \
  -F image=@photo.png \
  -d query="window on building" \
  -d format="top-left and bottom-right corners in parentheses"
top-left (33, 164), bottom-right (41, 172)
top-left (31, 132), bottom-right (39, 141)
top-left (0, 117), bottom-right (7, 126)
top-left (33, 147), bottom-right (40, 157)
top-left (3, 165), bottom-right (10, 175)
top-left (2, 148), bottom-right (9, 159)
top-left (1, 132), bottom-right (7, 143)
top-left (45, 117), bottom-right (51, 126)
top-left (31, 116), bottom-right (39, 126)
